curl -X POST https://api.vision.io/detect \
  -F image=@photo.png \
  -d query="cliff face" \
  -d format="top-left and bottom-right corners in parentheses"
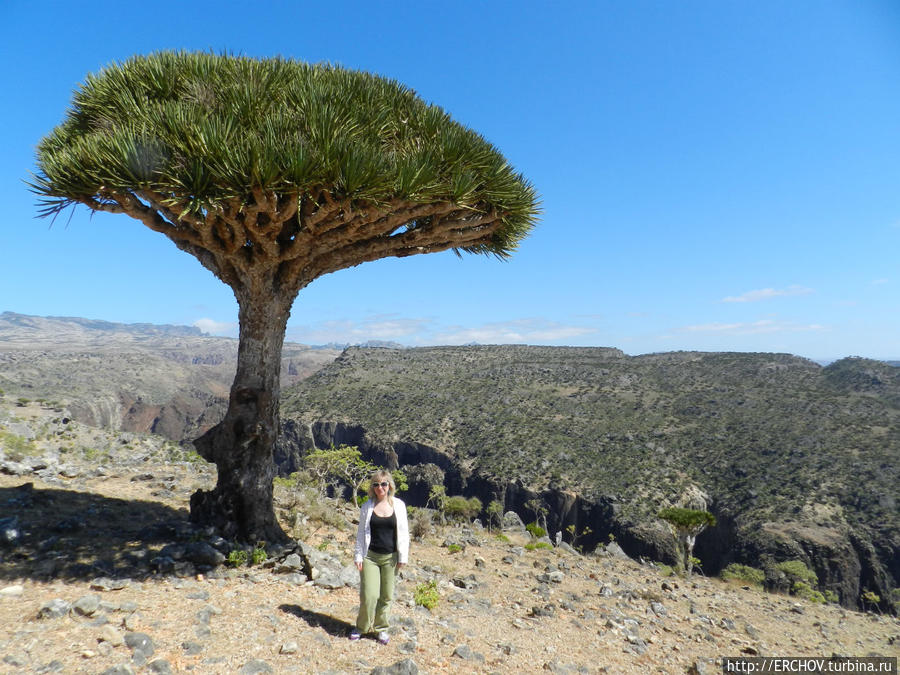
top-left (280, 346), bottom-right (900, 611)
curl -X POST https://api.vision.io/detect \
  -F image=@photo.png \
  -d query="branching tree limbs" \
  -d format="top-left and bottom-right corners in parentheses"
top-left (32, 52), bottom-right (539, 544)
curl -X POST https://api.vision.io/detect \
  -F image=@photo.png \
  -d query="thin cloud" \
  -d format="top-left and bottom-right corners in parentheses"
top-left (286, 316), bottom-right (431, 344)
top-left (434, 318), bottom-right (596, 345)
top-left (286, 315), bottom-right (598, 346)
top-left (193, 318), bottom-right (236, 336)
top-left (721, 286), bottom-right (813, 303)
top-left (872, 279), bottom-right (889, 286)
top-left (682, 319), bottom-right (825, 335)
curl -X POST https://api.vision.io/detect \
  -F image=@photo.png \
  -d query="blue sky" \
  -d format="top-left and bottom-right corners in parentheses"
top-left (2, 1), bottom-right (899, 361)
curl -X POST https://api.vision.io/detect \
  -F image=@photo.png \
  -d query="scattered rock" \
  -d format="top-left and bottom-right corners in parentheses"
top-left (101, 665), bottom-right (136, 675)
top-left (100, 625), bottom-right (126, 646)
top-left (625, 631), bottom-right (648, 649)
top-left (124, 632), bottom-right (155, 660)
top-left (276, 553), bottom-right (306, 573)
top-left (452, 644), bottom-right (485, 662)
top-left (91, 577), bottom-right (130, 591)
top-left (688, 659), bottom-right (717, 675)
top-left (370, 658), bottom-right (419, 675)
top-left (147, 660), bottom-right (173, 674)
top-left (72, 593), bottom-right (102, 616)
top-left (239, 659), bottom-right (274, 674)
top-left (537, 570), bottom-right (565, 583)
top-left (37, 599), bottom-right (71, 619)
top-left (531, 604), bottom-right (556, 618)
top-left (0, 461), bottom-right (30, 477)
top-left (0, 584), bottom-right (24, 597)
top-left (3, 653), bottom-right (28, 667)
top-left (451, 574), bottom-right (479, 590)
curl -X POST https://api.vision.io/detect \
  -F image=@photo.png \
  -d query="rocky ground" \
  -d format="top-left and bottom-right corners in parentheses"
top-left (1, 400), bottom-right (898, 674)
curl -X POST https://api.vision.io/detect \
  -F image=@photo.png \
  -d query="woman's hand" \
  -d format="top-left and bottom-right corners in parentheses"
top-left (356, 561), bottom-right (363, 571)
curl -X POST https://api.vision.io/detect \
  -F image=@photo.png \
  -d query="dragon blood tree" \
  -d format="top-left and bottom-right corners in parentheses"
top-left (31, 52), bottom-right (539, 543)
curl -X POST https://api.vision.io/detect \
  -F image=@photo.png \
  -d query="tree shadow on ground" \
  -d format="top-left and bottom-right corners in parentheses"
top-left (278, 604), bottom-right (354, 638)
top-left (0, 482), bottom-right (192, 583)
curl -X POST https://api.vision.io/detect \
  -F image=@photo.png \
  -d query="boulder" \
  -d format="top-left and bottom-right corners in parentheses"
top-left (502, 511), bottom-right (526, 533)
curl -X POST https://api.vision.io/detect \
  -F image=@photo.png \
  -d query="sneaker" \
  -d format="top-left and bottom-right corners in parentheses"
top-left (377, 631), bottom-right (390, 645)
top-left (349, 629), bottom-right (361, 641)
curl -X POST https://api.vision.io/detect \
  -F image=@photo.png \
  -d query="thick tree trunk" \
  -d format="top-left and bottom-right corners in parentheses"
top-left (190, 288), bottom-right (293, 544)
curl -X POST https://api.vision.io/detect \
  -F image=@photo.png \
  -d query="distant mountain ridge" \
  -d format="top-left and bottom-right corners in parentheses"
top-left (0, 312), bottom-right (340, 440)
top-left (280, 345), bottom-right (900, 611)
top-left (0, 311), bottom-right (206, 339)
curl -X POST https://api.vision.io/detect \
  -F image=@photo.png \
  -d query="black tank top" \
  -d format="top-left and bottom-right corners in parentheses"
top-left (368, 511), bottom-right (397, 554)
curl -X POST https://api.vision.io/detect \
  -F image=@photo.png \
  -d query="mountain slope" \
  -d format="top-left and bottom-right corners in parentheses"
top-left (281, 345), bottom-right (900, 611)
top-left (0, 312), bottom-right (339, 440)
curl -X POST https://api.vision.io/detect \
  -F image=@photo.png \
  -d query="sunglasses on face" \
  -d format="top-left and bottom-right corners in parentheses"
top-left (372, 482), bottom-right (390, 488)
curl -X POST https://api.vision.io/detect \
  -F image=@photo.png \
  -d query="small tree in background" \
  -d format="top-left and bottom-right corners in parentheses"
top-left (525, 498), bottom-right (548, 533)
top-left (300, 444), bottom-right (406, 503)
top-left (658, 507), bottom-right (716, 576)
top-left (486, 499), bottom-right (504, 532)
top-left (302, 444), bottom-right (375, 501)
top-left (31, 52), bottom-right (539, 543)
top-left (427, 485), bottom-right (448, 525)
top-left (444, 496), bottom-right (482, 523)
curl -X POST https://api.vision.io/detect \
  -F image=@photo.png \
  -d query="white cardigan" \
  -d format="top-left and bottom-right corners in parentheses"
top-left (355, 496), bottom-right (410, 564)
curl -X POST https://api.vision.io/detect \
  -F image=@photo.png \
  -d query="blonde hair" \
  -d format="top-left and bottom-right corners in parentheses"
top-left (367, 469), bottom-right (395, 504)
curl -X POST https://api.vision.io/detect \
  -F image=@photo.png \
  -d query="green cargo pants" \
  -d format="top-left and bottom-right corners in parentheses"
top-left (356, 550), bottom-right (398, 633)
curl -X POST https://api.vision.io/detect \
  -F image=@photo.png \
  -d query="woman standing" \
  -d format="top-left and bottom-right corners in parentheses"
top-left (351, 470), bottom-right (409, 644)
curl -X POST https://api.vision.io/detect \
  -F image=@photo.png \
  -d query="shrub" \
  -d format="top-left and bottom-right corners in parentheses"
top-left (862, 590), bottom-right (882, 612)
top-left (444, 495), bottom-right (482, 523)
top-left (525, 541), bottom-right (553, 551)
top-left (250, 544), bottom-right (268, 566)
top-left (409, 509), bottom-right (433, 541)
top-left (792, 581), bottom-right (825, 603)
top-left (447, 543), bottom-right (463, 554)
top-left (721, 563), bottom-right (765, 587)
top-left (525, 522), bottom-right (546, 539)
top-left (227, 550), bottom-right (248, 567)
top-left (0, 431), bottom-right (38, 460)
top-left (566, 524), bottom-right (593, 551)
top-left (776, 560), bottom-right (818, 585)
top-left (654, 563), bottom-right (675, 577)
top-left (414, 580), bottom-right (440, 610)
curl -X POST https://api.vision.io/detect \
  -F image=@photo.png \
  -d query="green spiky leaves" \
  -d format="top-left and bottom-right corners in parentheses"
top-left (32, 51), bottom-right (539, 260)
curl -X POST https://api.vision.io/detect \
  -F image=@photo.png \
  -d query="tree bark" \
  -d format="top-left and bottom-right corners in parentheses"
top-left (190, 284), bottom-right (293, 544)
